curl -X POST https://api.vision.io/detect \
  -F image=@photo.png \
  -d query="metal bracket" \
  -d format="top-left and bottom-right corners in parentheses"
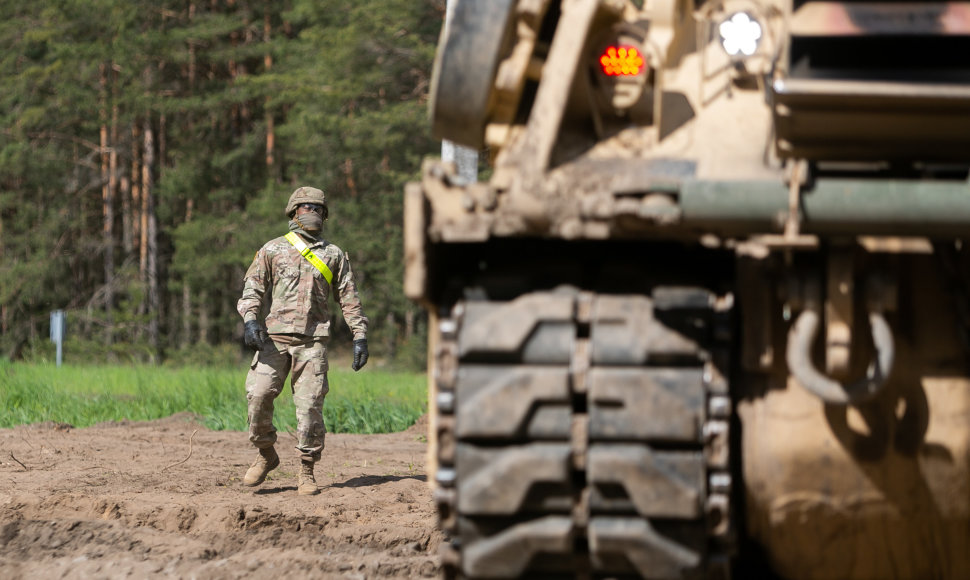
top-left (825, 249), bottom-right (854, 378)
top-left (751, 159), bottom-right (819, 250)
top-left (783, 159), bottom-right (807, 240)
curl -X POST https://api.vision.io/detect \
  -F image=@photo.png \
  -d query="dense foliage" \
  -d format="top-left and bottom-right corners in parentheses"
top-left (0, 0), bottom-right (443, 367)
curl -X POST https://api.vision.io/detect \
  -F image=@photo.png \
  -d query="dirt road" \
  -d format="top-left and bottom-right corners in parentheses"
top-left (0, 414), bottom-right (441, 579)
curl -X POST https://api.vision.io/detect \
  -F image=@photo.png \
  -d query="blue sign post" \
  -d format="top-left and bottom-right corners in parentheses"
top-left (50, 310), bottom-right (65, 367)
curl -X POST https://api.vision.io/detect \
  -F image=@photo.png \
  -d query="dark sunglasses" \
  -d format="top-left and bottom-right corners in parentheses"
top-left (297, 203), bottom-right (325, 213)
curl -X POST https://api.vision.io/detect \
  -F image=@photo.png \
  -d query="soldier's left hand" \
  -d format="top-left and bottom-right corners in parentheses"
top-left (352, 338), bottom-right (369, 371)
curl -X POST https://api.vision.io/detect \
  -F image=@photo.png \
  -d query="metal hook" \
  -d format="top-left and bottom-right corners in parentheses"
top-left (786, 307), bottom-right (894, 405)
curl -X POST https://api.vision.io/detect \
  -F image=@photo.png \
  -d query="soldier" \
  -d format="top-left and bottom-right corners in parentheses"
top-left (237, 186), bottom-right (369, 496)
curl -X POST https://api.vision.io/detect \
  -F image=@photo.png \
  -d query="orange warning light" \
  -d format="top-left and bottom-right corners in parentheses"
top-left (599, 45), bottom-right (644, 76)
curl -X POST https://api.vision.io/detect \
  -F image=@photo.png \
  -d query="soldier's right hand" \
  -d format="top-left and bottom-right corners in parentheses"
top-left (244, 321), bottom-right (269, 351)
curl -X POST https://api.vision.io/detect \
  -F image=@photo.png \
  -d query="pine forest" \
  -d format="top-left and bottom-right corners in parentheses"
top-left (0, 0), bottom-right (446, 367)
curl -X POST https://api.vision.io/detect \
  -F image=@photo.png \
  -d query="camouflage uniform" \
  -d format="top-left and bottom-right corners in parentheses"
top-left (237, 225), bottom-right (368, 462)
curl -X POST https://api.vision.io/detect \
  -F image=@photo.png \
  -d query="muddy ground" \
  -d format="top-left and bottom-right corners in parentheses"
top-left (0, 413), bottom-right (440, 579)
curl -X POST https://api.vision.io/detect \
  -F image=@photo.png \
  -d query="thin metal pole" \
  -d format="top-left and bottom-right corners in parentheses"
top-left (50, 310), bottom-right (64, 367)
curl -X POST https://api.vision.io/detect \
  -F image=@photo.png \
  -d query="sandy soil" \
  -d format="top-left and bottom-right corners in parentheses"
top-left (0, 413), bottom-right (441, 579)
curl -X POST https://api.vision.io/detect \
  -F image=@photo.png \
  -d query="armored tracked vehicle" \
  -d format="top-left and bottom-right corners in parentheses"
top-left (404, 1), bottom-right (970, 577)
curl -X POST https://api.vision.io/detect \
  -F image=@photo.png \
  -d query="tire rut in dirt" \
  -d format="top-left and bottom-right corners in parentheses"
top-left (434, 288), bottom-right (734, 579)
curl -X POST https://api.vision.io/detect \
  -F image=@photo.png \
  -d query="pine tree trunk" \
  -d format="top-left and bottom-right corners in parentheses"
top-left (99, 62), bottom-right (115, 345)
top-left (120, 120), bottom-right (133, 263)
top-left (0, 215), bottom-right (4, 337)
top-left (189, 2), bottom-right (197, 91)
top-left (159, 113), bottom-right (166, 180)
top-left (74, 140), bottom-right (95, 336)
top-left (182, 283), bottom-right (192, 345)
top-left (109, 75), bottom-right (120, 329)
top-left (344, 158), bottom-right (357, 197)
top-left (131, 123), bottom-right (142, 281)
top-left (182, 199), bottom-right (194, 344)
top-left (385, 311), bottom-right (396, 361)
top-left (405, 307), bottom-right (414, 341)
top-left (264, 5), bottom-right (275, 173)
top-left (143, 115), bottom-right (159, 357)
top-left (139, 145), bottom-right (148, 298)
top-left (181, 1), bottom-right (197, 348)
top-left (199, 289), bottom-right (210, 344)
top-left (229, 0), bottom-right (241, 156)
top-left (120, 173), bottom-right (132, 260)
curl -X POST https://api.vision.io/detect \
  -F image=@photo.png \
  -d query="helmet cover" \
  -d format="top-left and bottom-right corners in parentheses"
top-left (285, 186), bottom-right (327, 218)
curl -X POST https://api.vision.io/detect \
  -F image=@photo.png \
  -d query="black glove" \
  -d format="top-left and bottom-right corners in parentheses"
top-left (243, 320), bottom-right (269, 351)
top-left (352, 338), bottom-right (369, 371)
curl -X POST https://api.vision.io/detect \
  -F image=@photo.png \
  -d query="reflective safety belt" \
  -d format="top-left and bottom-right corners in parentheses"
top-left (284, 232), bottom-right (333, 285)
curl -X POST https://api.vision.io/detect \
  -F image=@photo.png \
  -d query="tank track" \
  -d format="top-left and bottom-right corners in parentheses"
top-left (433, 287), bottom-right (735, 579)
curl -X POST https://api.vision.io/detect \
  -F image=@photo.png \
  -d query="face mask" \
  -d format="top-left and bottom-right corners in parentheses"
top-left (295, 213), bottom-right (323, 233)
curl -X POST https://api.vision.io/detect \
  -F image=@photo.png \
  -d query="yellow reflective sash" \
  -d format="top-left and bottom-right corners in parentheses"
top-left (284, 232), bottom-right (333, 285)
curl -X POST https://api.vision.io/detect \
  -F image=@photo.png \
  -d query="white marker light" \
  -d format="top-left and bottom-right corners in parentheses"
top-left (719, 12), bottom-right (762, 57)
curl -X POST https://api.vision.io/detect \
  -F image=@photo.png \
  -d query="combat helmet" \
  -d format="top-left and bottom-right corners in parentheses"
top-left (286, 186), bottom-right (328, 219)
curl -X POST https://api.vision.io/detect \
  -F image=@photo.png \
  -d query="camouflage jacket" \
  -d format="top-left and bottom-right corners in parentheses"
top-left (237, 226), bottom-right (368, 341)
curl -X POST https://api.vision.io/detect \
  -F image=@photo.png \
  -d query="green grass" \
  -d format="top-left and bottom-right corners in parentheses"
top-left (0, 360), bottom-right (427, 434)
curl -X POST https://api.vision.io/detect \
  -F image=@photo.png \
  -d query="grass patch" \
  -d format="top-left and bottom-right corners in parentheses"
top-left (0, 361), bottom-right (427, 434)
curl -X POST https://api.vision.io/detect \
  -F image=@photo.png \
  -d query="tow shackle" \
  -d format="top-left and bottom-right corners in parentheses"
top-left (786, 306), bottom-right (895, 405)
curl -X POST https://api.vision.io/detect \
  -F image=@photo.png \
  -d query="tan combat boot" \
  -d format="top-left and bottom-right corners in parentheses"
top-left (298, 459), bottom-right (320, 495)
top-left (243, 447), bottom-right (280, 487)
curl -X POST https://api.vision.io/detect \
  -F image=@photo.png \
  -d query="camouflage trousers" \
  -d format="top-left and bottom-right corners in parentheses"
top-left (245, 336), bottom-right (329, 462)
